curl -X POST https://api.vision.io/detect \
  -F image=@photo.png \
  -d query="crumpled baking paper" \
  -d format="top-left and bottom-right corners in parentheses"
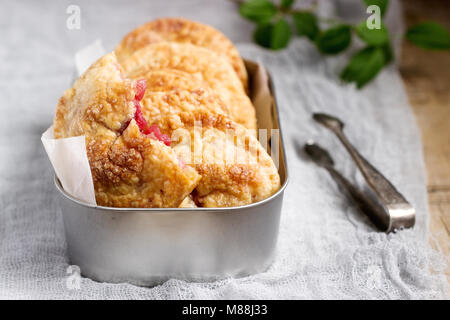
top-left (41, 126), bottom-right (97, 204)
top-left (41, 40), bottom-right (105, 205)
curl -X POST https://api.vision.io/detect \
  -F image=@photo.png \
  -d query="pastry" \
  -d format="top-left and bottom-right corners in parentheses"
top-left (139, 88), bottom-right (229, 134)
top-left (138, 89), bottom-right (280, 207)
top-left (54, 53), bottom-right (200, 207)
top-left (115, 17), bottom-right (248, 91)
top-left (128, 68), bottom-right (230, 123)
top-left (179, 195), bottom-right (197, 208)
top-left (170, 110), bottom-right (280, 207)
top-left (53, 19), bottom-right (281, 208)
top-left (129, 68), bottom-right (209, 92)
top-left (121, 42), bottom-right (257, 132)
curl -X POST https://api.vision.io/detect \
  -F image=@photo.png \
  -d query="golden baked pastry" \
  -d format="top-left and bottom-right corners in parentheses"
top-left (171, 111), bottom-right (280, 207)
top-left (129, 68), bottom-right (208, 92)
top-left (53, 19), bottom-right (281, 208)
top-left (138, 88), bottom-right (280, 207)
top-left (115, 17), bottom-right (248, 91)
top-left (179, 196), bottom-right (197, 208)
top-left (140, 88), bottom-right (229, 134)
top-left (54, 53), bottom-right (200, 207)
top-left (121, 42), bottom-right (257, 132)
top-left (128, 68), bottom-right (230, 122)
top-left (128, 68), bottom-right (228, 113)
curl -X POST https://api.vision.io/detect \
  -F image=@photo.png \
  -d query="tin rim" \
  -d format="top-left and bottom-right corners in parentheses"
top-left (54, 172), bottom-right (288, 212)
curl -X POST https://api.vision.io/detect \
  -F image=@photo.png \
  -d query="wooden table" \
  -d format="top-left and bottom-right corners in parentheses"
top-left (400, 0), bottom-right (450, 279)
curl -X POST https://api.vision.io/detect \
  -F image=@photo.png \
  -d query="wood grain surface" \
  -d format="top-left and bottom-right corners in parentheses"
top-left (400, 0), bottom-right (450, 280)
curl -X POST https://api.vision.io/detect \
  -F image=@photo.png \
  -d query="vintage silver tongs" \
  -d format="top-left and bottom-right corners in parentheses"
top-left (304, 141), bottom-right (390, 231)
top-left (309, 113), bottom-right (415, 233)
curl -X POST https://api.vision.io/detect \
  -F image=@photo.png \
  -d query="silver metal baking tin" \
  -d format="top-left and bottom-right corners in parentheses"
top-left (54, 60), bottom-right (289, 286)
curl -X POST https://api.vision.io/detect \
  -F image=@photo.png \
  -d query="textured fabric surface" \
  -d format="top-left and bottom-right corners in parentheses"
top-left (0, 0), bottom-right (447, 299)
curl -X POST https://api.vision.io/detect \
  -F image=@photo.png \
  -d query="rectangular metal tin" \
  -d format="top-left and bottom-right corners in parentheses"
top-left (54, 60), bottom-right (289, 286)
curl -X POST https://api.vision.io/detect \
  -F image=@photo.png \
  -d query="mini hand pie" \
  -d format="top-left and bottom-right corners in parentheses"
top-left (53, 18), bottom-right (280, 208)
top-left (54, 53), bottom-right (200, 207)
top-left (122, 42), bottom-right (257, 132)
top-left (115, 17), bottom-right (248, 91)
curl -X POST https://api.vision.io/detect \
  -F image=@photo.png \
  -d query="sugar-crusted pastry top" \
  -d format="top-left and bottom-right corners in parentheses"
top-left (138, 89), bottom-right (280, 207)
top-left (128, 68), bottom-right (209, 92)
top-left (121, 42), bottom-right (257, 132)
top-left (54, 53), bottom-right (135, 138)
top-left (171, 110), bottom-right (280, 207)
top-left (129, 68), bottom-right (230, 122)
top-left (140, 89), bottom-right (230, 134)
top-left (115, 17), bottom-right (248, 91)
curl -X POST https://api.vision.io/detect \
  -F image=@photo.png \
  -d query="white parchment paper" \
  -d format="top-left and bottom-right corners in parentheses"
top-left (41, 126), bottom-right (96, 205)
top-left (40, 40), bottom-right (106, 205)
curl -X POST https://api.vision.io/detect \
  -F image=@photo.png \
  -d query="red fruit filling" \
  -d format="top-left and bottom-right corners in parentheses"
top-left (147, 124), bottom-right (171, 146)
top-left (132, 79), bottom-right (171, 146)
top-left (134, 79), bottom-right (147, 101)
top-left (133, 101), bottom-right (149, 133)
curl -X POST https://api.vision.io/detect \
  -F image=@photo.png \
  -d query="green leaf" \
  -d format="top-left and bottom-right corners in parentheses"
top-left (253, 23), bottom-right (273, 48)
top-left (363, 0), bottom-right (389, 17)
top-left (406, 22), bottom-right (450, 50)
top-left (292, 11), bottom-right (319, 41)
top-left (316, 25), bottom-right (352, 54)
top-left (280, 0), bottom-right (294, 9)
top-left (355, 22), bottom-right (388, 46)
top-left (239, 0), bottom-right (277, 24)
top-left (381, 43), bottom-right (393, 64)
top-left (271, 18), bottom-right (291, 49)
top-left (341, 46), bottom-right (386, 88)
top-left (253, 19), bottom-right (291, 50)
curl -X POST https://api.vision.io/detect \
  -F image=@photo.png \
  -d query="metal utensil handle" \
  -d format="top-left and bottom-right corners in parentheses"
top-left (326, 167), bottom-right (389, 230)
top-left (335, 131), bottom-right (409, 206)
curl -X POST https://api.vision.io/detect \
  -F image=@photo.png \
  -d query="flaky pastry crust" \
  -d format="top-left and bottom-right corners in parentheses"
top-left (54, 53), bottom-right (200, 207)
top-left (53, 19), bottom-right (281, 208)
top-left (139, 90), bottom-right (280, 207)
top-left (121, 42), bottom-right (257, 132)
top-left (115, 17), bottom-right (248, 91)
top-left (173, 111), bottom-right (280, 207)
top-left (140, 89), bottom-right (229, 134)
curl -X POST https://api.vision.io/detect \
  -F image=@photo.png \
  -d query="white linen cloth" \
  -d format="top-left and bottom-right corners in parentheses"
top-left (0, 0), bottom-right (447, 299)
